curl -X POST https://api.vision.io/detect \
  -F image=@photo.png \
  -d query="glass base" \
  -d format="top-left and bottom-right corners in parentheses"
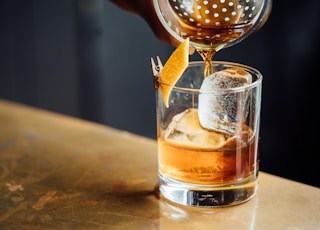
top-left (159, 174), bottom-right (259, 208)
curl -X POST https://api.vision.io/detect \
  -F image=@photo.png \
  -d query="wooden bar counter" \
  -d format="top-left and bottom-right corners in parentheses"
top-left (0, 99), bottom-right (319, 229)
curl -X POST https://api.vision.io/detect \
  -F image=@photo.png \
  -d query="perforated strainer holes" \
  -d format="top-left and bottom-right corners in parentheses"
top-left (169, 0), bottom-right (262, 27)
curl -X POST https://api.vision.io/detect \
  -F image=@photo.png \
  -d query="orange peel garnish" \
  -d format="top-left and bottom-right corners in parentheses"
top-left (159, 38), bottom-right (189, 108)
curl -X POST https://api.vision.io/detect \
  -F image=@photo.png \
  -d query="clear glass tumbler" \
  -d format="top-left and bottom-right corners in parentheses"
top-left (155, 61), bottom-right (262, 207)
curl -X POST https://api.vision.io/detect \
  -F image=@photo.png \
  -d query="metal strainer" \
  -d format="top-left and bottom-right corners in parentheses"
top-left (154, 0), bottom-right (272, 50)
top-left (172, 0), bottom-right (264, 26)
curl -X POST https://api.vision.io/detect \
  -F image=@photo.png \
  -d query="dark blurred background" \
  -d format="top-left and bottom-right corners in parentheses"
top-left (0, 0), bottom-right (319, 187)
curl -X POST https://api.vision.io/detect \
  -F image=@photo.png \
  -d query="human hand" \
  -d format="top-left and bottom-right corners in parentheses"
top-left (109, 0), bottom-right (195, 54)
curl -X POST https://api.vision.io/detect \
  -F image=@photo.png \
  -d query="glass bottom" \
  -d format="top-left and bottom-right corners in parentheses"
top-left (159, 173), bottom-right (259, 208)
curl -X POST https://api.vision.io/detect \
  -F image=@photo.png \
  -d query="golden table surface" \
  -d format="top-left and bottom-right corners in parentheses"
top-left (0, 99), bottom-right (319, 230)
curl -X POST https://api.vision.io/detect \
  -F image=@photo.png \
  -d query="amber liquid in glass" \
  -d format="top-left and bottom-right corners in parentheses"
top-left (158, 109), bottom-right (258, 185)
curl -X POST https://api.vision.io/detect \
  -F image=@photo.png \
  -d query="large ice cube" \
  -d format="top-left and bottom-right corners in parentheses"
top-left (199, 67), bottom-right (252, 134)
top-left (164, 108), bottom-right (229, 149)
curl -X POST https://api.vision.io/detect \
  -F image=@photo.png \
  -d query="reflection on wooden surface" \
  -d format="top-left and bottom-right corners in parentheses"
top-left (0, 99), bottom-right (159, 229)
top-left (0, 99), bottom-right (319, 229)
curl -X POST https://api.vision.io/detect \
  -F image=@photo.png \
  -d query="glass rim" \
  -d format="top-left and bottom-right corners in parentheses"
top-left (157, 60), bottom-right (263, 93)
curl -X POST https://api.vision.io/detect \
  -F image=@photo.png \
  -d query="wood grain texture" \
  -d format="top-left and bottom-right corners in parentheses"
top-left (0, 99), bottom-right (319, 229)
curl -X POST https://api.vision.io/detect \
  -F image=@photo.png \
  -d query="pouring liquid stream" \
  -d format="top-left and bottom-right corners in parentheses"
top-left (197, 48), bottom-right (217, 78)
top-left (190, 21), bottom-right (259, 78)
